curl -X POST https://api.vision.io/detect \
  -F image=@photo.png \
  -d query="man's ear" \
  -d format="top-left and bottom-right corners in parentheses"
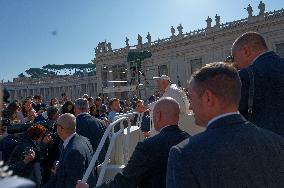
top-left (157, 111), bottom-right (162, 122)
top-left (243, 45), bottom-right (252, 58)
top-left (203, 89), bottom-right (215, 107)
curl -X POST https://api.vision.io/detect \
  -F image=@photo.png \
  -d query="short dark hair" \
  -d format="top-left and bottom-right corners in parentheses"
top-left (33, 95), bottom-right (42, 100)
top-left (87, 97), bottom-right (94, 102)
top-left (192, 62), bottom-right (241, 106)
top-left (47, 106), bottom-right (59, 119)
top-left (109, 98), bottom-right (119, 107)
top-left (233, 32), bottom-right (268, 52)
top-left (61, 100), bottom-right (75, 114)
top-left (95, 97), bottom-right (102, 102)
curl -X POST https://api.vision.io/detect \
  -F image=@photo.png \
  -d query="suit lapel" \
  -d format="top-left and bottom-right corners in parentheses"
top-left (59, 134), bottom-right (76, 163)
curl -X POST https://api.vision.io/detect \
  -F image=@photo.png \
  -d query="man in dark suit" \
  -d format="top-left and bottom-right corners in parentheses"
top-left (167, 62), bottom-right (284, 188)
top-left (44, 113), bottom-right (95, 188)
top-left (75, 98), bottom-right (108, 164)
top-left (97, 97), bottom-right (189, 188)
top-left (231, 32), bottom-right (284, 137)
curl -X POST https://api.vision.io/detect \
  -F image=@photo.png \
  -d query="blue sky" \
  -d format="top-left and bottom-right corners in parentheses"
top-left (0, 0), bottom-right (283, 81)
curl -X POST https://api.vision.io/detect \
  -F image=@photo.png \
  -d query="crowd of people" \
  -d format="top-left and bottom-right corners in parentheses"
top-left (0, 89), bottom-right (154, 187)
top-left (0, 31), bottom-right (284, 188)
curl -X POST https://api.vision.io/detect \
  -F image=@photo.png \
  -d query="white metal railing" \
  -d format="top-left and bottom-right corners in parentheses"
top-left (82, 116), bottom-right (132, 186)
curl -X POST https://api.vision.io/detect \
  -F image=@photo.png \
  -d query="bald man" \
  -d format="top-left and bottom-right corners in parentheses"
top-left (97, 97), bottom-right (189, 188)
top-left (44, 113), bottom-right (95, 188)
top-left (232, 32), bottom-right (284, 137)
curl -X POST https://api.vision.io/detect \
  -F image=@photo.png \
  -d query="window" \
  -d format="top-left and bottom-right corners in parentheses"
top-left (190, 58), bottom-right (202, 74)
top-left (159, 65), bottom-right (168, 75)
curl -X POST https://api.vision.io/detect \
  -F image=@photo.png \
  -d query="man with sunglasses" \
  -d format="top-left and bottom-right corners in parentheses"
top-left (44, 113), bottom-right (95, 188)
top-left (231, 32), bottom-right (284, 137)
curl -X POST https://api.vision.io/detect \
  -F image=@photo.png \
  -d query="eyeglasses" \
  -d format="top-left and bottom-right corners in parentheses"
top-left (225, 55), bottom-right (234, 63)
top-left (56, 123), bottom-right (64, 129)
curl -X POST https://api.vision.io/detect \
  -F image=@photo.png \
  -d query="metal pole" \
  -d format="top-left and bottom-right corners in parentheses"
top-left (136, 60), bottom-right (140, 98)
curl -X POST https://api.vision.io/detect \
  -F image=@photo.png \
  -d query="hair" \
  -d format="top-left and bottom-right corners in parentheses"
top-left (95, 97), bottom-right (102, 102)
top-left (99, 104), bottom-right (107, 114)
top-left (58, 113), bottom-right (76, 133)
top-left (75, 98), bottom-right (89, 110)
top-left (90, 105), bottom-right (97, 116)
top-left (61, 93), bottom-right (67, 97)
top-left (109, 98), bottom-right (119, 107)
top-left (26, 124), bottom-right (47, 140)
top-left (233, 32), bottom-right (268, 52)
top-left (135, 100), bottom-right (144, 108)
top-left (33, 95), bottom-right (42, 100)
top-left (61, 100), bottom-right (75, 115)
top-left (3, 101), bottom-right (20, 121)
top-left (82, 94), bottom-right (89, 99)
top-left (21, 98), bottom-right (32, 118)
top-left (47, 106), bottom-right (59, 119)
top-left (87, 97), bottom-right (94, 102)
top-left (192, 62), bottom-right (241, 106)
top-left (49, 97), bottom-right (57, 106)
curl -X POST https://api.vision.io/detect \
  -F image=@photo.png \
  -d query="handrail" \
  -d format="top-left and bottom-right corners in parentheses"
top-left (113, 111), bottom-right (145, 127)
top-left (96, 117), bottom-right (131, 186)
top-left (81, 116), bottom-right (130, 184)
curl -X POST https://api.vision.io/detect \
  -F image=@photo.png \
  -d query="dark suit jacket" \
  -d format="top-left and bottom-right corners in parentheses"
top-left (239, 51), bottom-right (284, 137)
top-left (45, 134), bottom-right (95, 188)
top-left (99, 125), bottom-right (189, 188)
top-left (167, 114), bottom-right (284, 188)
top-left (7, 134), bottom-right (47, 183)
top-left (76, 113), bottom-right (108, 164)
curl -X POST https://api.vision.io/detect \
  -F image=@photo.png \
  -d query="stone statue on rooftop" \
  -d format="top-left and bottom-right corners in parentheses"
top-left (177, 24), bottom-right (183, 35)
top-left (246, 4), bottom-right (253, 17)
top-left (107, 42), bottom-right (112, 52)
top-left (125, 37), bottom-right (129, 47)
top-left (215, 14), bottom-right (220, 26)
top-left (102, 41), bottom-right (107, 53)
top-left (171, 26), bottom-right (175, 37)
top-left (95, 46), bottom-right (99, 54)
top-left (206, 16), bottom-right (212, 28)
top-left (258, 1), bottom-right (265, 15)
top-left (137, 34), bottom-right (142, 46)
top-left (146, 32), bottom-right (151, 44)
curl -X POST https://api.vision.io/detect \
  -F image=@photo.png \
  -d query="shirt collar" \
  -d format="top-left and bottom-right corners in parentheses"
top-left (160, 124), bottom-right (177, 132)
top-left (207, 112), bottom-right (239, 128)
top-left (251, 51), bottom-right (271, 65)
top-left (63, 132), bottom-right (76, 149)
top-left (78, 112), bottom-right (89, 116)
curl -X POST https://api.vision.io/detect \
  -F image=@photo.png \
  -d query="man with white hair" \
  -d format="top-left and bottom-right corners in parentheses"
top-left (152, 75), bottom-right (189, 114)
top-left (149, 75), bottom-right (203, 135)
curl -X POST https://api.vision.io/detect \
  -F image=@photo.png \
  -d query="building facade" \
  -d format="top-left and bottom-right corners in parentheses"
top-left (94, 3), bottom-right (284, 100)
top-left (3, 75), bottom-right (97, 102)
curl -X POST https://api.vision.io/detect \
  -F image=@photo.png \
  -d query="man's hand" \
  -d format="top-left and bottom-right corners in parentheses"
top-left (76, 180), bottom-right (89, 188)
top-left (23, 150), bottom-right (35, 164)
top-left (42, 134), bottom-right (53, 144)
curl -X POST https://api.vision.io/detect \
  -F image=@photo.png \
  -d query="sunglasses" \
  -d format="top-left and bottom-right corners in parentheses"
top-left (225, 55), bottom-right (234, 63)
top-left (56, 123), bottom-right (64, 129)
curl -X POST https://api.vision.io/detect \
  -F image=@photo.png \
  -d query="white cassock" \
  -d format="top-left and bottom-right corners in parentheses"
top-left (148, 84), bottom-right (205, 136)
